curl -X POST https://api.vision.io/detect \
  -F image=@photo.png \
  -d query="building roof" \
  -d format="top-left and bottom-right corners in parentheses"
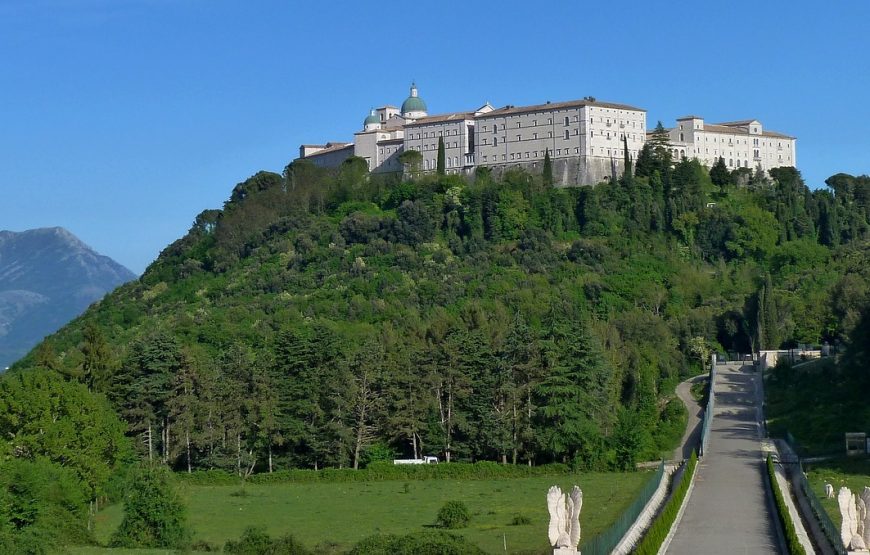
top-left (377, 105), bottom-right (399, 110)
top-left (404, 111), bottom-right (475, 126)
top-left (702, 123), bottom-right (795, 139)
top-left (364, 111), bottom-right (380, 126)
top-left (716, 119), bottom-right (759, 127)
top-left (676, 115), bottom-right (704, 120)
top-left (377, 137), bottom-right (404, 145)
top-left (304, 142), bottom-right (353, 158)
top-left (478, 98), bottom-right (645, 118)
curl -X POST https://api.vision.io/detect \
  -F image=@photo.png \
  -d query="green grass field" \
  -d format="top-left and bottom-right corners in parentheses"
top-left (806, 457), bottom-right (870, 531)
top-left (68, 470), bottom-right (654, 554)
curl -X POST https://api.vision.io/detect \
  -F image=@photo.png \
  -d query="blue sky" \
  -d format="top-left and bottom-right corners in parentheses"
top-left (2, 0), bottom-right (868, 274)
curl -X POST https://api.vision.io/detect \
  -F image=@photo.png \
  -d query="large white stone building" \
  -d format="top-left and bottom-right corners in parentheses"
top-left (661, 116), bottom-right (796, 172)
top-left (298, 84), bottom-right (796, 185)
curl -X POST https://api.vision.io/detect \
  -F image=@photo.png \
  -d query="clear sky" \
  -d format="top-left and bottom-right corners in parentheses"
top-left (2, 0), bottom-right (868, 274)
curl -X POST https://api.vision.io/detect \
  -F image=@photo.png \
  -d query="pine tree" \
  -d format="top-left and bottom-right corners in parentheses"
top-left (436, 137), bottom-right (446, 175)
top-left (543, 149), bottom-right (553, 186)
top-left (710, 157), bottom-right (730, 188)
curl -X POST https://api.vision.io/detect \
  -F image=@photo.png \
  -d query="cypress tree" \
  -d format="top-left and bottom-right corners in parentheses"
top-left (436, 137), bottom-right (446, 175)
top-left (710, 157), bottom-right (730, 188)
top-left (543, 148), bottom-right (553, 186)
top-left (623, 136), bottom-right (632, 177)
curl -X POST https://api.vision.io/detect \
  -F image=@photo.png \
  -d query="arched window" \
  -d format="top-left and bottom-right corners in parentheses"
top-left (564, 116), bottom-right (570, 126)
top-left (729, 158), bottom-right (733, 166)
top-left (493, 137), bottom-right (498, 147)
top-left (564, 130), bottom-right (570, 139)
top-left (680, 133), bottom-right (684, 142)
top-left (424, 160), bottom-right (430, 170)
top-left (454, 157), bottom-right (459, 167)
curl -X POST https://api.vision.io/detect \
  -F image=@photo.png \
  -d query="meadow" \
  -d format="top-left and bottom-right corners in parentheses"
top-left (69, 470), bottom-right (654, 554)
top-left (806, 457), bottom-right (870, 531)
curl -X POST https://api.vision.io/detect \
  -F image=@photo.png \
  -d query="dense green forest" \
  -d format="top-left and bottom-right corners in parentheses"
top-left (2, 137), bottom-right (870, 549)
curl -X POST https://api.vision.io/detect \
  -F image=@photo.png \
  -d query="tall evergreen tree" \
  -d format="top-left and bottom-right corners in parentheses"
top-left (79, 322), bottom-right (113, 393)
top-left (710, 157), bottom-right (730, 188)
top-left (436, 137), bottom-right (446, 175)
top-left (543, 149), bottom-right (553, 186)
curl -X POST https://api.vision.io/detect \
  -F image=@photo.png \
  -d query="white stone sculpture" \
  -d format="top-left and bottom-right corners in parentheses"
top-left (825, 482), bottom-right (834, 499)
top-left (838, 487), bottom-right (869, 551)
top-left (547, 485), bottom-right (582, 554)
top-left (862, 487), bottom-right (870, 546)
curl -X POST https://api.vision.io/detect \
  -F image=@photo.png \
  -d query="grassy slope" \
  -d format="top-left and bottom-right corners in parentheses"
top-left (766, 354), bottom-right (870, 536)
top-left (806, 458), bottom-right (870, 531)
top-left (764, 357), bottom-right (868, 456)
top-left (69, 471), bottom-right (653, 554)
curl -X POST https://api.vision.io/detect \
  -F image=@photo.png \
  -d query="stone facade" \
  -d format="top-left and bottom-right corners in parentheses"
top-left (298, 85), bottom-right (797, 186)
top-left (663, 116), bottom-right (796, 172)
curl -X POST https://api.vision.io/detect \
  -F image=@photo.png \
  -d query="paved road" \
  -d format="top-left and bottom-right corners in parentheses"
top-left (673, 375), bottom-right (705, 461)
top-left (666, 363), bottom-right (782, 555)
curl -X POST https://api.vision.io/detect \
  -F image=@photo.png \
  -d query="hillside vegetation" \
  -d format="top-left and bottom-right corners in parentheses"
top-left (2, 139), bottom-right (870, 550)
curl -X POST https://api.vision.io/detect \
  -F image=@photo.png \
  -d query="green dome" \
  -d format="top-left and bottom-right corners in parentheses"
top-left (401, 83), bottom-right (427, 115)
top-left (363, 111), bottom-right (380, 126)
top-left (401, 95), bottom-right (427, 114)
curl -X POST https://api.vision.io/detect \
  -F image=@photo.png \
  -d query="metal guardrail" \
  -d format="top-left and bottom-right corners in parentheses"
top-left (699, 361), bottom-right (717, 457)
top-left (784, 432), bottom-right (848, 555)
top-left (578, 461), bottom-right (665, 555)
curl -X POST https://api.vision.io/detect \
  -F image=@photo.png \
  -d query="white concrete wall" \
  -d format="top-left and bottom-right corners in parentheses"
top-left (668, 117), bottom-right (796, 171)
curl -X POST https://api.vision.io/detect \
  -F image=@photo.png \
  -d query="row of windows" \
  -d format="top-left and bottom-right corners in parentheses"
top-left (689, 135), bottom-right (791, 149)
top-left (410, 128), bottom-right (461, 140)
top-left (422, 157), bottom-right (462, 170)
top-left (478, 146), bottom-right (640, 163)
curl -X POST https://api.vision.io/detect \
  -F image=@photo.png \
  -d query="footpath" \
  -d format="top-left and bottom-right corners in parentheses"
top-left (665, 363), bottom-right (782, 554)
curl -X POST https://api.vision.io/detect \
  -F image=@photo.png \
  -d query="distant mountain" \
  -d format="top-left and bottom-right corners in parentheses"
top-left (0, 227), bottom-right (136, 368)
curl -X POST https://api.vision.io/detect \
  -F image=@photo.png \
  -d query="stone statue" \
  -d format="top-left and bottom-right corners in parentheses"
top-left (547, 485), bottom-right (582, 554)
top-left (862, 488), bottom-right (870, 546)
top-left (838, 487), bottom-right (869, 551)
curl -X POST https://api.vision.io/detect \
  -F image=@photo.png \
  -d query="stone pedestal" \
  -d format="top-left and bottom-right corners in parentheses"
top-left (552, 548), bottom-right (578, 555)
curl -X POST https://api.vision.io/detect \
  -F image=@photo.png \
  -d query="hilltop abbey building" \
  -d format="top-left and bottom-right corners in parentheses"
top-left (298, 84), bottom-right (796, 186)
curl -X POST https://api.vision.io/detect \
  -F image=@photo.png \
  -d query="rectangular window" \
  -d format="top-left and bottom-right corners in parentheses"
top-left (525, 152), bottom-right (529, 158)
top-left (517, 135), bottom-right (521, 141)
top-left (533, 133), bottom-right (538, 139)
top-left (502, 154), bottom-right (506, 160)
top-left (482, 155), bottom-right (487, 162)
top-left (548, 131), bottom-right (553, 138)
top-left (547, 118), bottom-right (552, 124)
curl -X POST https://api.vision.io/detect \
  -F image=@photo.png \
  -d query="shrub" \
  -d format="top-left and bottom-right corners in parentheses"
top-left (436, 500), bottom-right (471, 529)
top-left (634, 450), bottom-right (698, 555)
top-left (767, 455), bottom-right (807, 555)
top-left (510, 513), bottom-right (532, 526)
top-left (0, 457), bottom-right (92, 553)
top-left (347, 530), bottom-right (485, 555)
top-left (109, 463), bottom-right (189, 549)
top-left (224, 526), bottom-right (311, 555)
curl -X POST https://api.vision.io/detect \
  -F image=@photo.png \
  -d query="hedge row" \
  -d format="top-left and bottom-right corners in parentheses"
top-left (766, 454), bottom-right (807, 555)
top-left (633, 450), bottom-right (697, 555)
top-left (177, 461), bottom-right (572, 485)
